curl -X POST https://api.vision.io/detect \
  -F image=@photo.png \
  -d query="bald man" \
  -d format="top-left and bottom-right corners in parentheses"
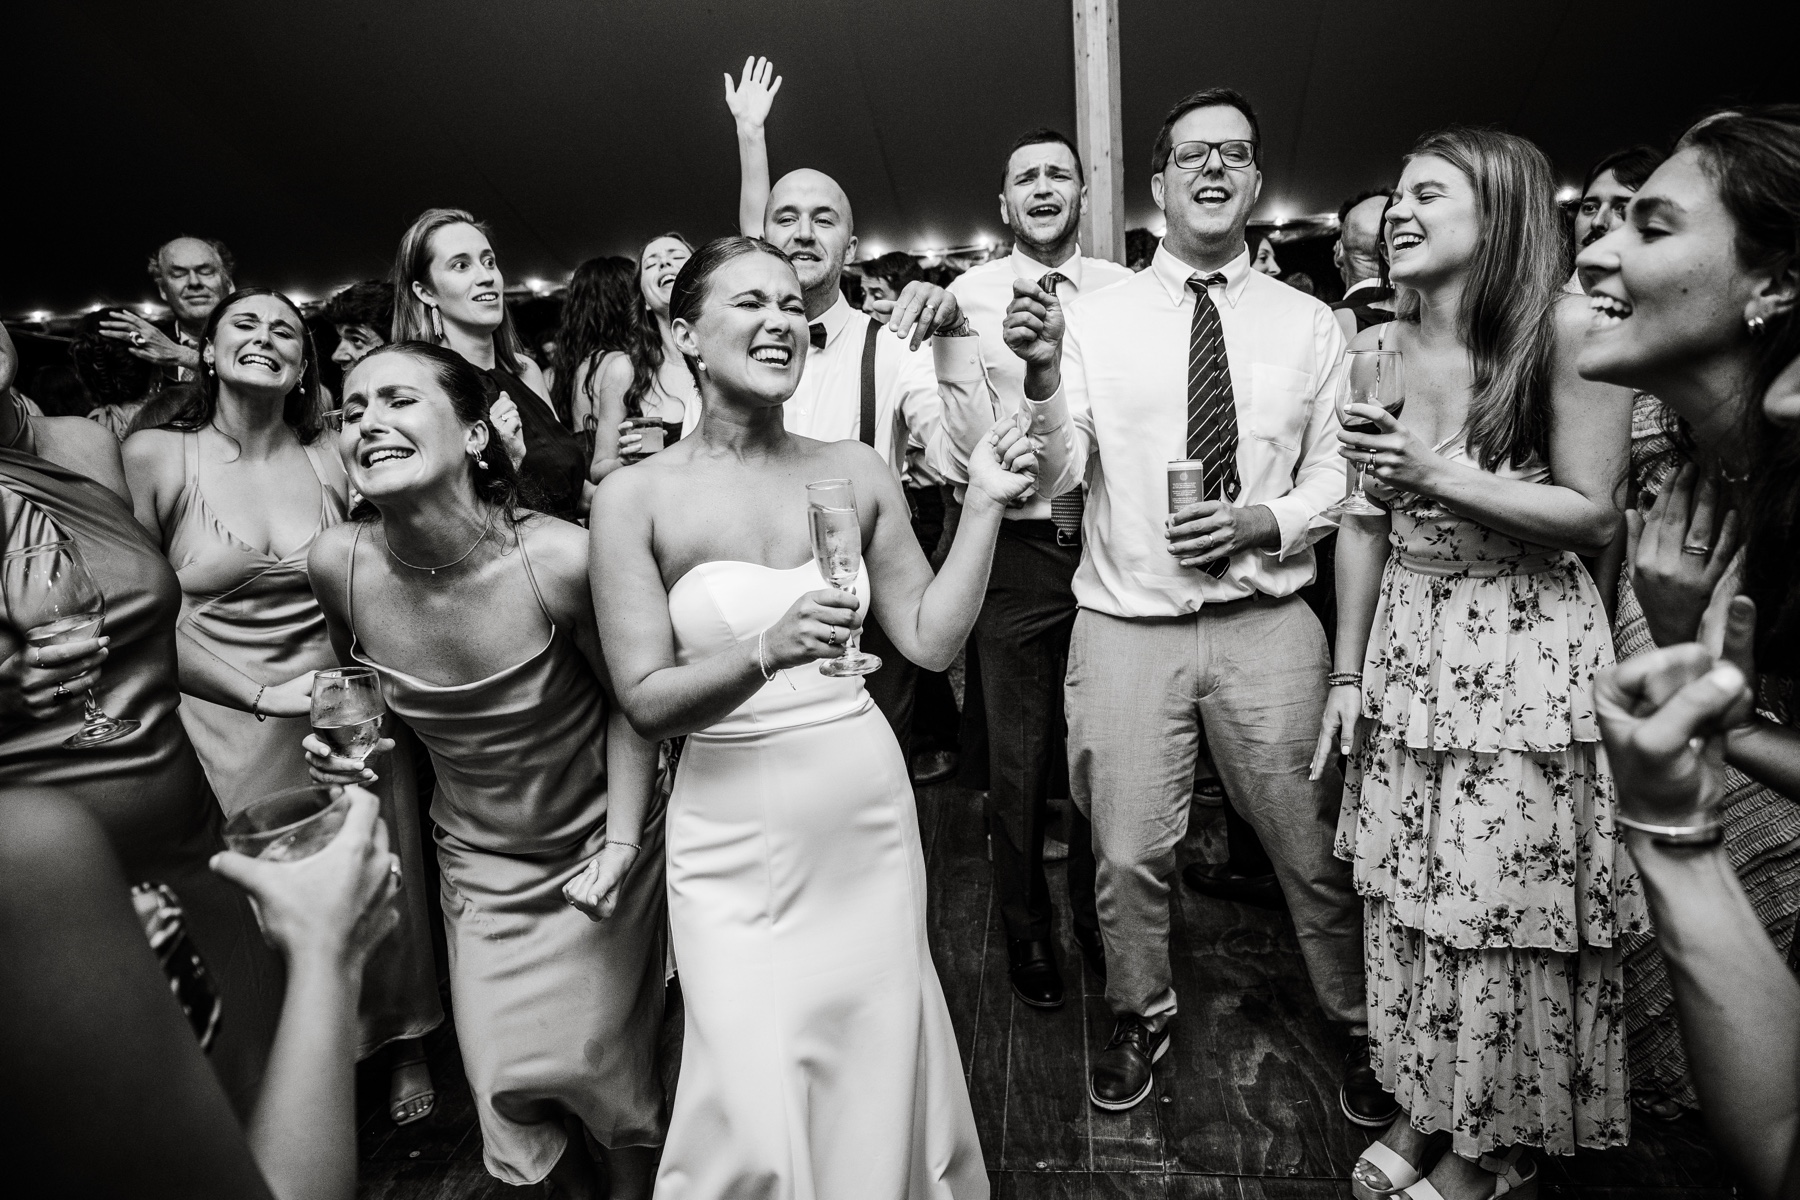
top-left (721, 61), bottom-right (1000, 758)
top-left (98, 236), bottom-right (235, 381)
top-left (1329, 191), bottom-right (1393, 340)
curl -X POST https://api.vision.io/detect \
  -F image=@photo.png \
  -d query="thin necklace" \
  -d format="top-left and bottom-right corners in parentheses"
top-left (383, 506), bottom-right (498, 576)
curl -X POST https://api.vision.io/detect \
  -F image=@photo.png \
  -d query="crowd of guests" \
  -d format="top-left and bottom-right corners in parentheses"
top-left (4, 52), bottom-right (1800, 1200)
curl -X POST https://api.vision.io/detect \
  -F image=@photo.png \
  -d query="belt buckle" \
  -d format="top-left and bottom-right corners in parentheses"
top-left (1054, 526), bottom-right (1080, 548)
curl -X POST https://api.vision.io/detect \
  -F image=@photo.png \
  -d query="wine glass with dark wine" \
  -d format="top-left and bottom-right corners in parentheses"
top-left (2, 539), bottom-right (140, 748)
top-left (805, 478), bottom-right (881, 678)
top-left (1329, 349), bottom-right (1406, 518)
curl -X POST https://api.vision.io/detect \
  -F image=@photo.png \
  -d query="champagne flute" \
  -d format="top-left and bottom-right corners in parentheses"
top-left (805, 478), bottom-right (881, 678)
top-left (2, 539), bottom-right (140, 748)
top-left (1328, 349), bottom-right (1405, 518)
top-left (311, 666), bottom-right (386, 765)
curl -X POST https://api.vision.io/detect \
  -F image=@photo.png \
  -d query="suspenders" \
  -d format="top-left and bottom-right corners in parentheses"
top-left (858, 317), bottom-right (880, 448)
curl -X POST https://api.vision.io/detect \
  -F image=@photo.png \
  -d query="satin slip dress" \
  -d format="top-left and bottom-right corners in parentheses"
top-left (655, 559), bottom-right (987, 1200)
top-left (344, 521), bottom-right (667, 1185)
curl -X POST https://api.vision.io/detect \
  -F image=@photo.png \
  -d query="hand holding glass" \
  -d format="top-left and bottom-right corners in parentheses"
top-left (806, 478), bottom-right (881, 677)
top-left (223, 783), bottom-right (354, 862)
top-left (2, 539), bottom-right (139, 748)
top-left (1330, 349), bottom-right (1405, 518)
top-left (311, 667), bottom-right (385, 765)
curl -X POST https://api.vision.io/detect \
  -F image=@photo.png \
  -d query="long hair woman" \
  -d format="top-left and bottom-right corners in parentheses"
top-left (121, 287), bottom-right (443, 1126)
top-left (391, 208), bottom-right (589, 520)
top-left (579, 233), bottom-right (698, 480)
top-left (1576, 108), bottom-right (1800, 1185)
top-left (304, 341), bottom-right (666, 1199)
top-left (550, 254), bottom-right (637, 463)
top-left (591, 236), bottom-right (1036, 1199)
top-left (1312, 128), bottom-right (1640, 1197)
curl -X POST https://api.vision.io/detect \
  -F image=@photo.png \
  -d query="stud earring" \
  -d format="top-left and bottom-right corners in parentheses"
top-left (430, 305), bottom-right (444, 340)
top-left (1748, 314), bottom-right (1768, 337)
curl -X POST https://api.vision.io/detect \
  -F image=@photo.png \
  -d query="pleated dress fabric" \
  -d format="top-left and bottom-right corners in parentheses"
top-left (165, 431), bottom-right (441, 1058)
top-left (0, 445), bottom-right (282, 1117)
top-left (344, 524), bottom-right (666, 1186)
top-left (1335, 440), bottom-right (1646, 1158)
top-left (654, 559), bottom-right (987, 1200)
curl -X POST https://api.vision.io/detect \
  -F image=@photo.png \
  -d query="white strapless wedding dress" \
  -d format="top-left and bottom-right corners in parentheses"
top-left (654, 560), bottom-right (987, 1200)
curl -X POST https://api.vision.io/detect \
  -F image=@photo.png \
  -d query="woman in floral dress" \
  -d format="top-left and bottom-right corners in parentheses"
top-left (1312, 127), bottom-right (1642, 1200)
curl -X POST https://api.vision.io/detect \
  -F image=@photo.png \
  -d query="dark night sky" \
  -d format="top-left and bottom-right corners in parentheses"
top-left (5, 0), bottom-right (1795, 316)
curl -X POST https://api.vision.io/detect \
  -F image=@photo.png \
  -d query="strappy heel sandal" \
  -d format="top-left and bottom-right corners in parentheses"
top-left (1401, 1146), bottom-right (1538, 1200)
top-left (1352, 1139), bottom-right (1433, 1200)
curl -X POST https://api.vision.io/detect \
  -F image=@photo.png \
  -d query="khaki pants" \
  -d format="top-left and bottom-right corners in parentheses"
top-left (1066, 597), bottom-right (1366, 1033)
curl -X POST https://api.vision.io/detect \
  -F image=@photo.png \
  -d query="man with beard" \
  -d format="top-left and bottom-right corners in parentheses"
top-left (98, 236), bottom-right (234, 382)
top-left (1566, 145), bottom-right (1665, 294)
top-left (729, 59), bottom-right (992, 758)
top-left (928, 127), bottom-right (1128, 1010)
top-left (1004, 88), bottom-right (1377, 1123)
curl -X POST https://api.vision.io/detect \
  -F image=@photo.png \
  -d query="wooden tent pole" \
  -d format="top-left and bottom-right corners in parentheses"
top-left (1072, 0), bottom-right (1125, 264)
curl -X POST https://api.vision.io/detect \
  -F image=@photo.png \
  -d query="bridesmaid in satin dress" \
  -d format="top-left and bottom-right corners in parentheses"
top-left (304, 341), bottom-right (667, 1200)
top-left (122, 289), bottom-right (444, 1126)
top-left (591, 237), bottom-right (1037, 1200)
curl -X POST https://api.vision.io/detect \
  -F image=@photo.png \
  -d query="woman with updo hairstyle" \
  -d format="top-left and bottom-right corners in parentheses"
top-left (123, 287), bottom-right (444, 1125)
top-left (581, 233), bottom-right (698, 480)
top-left (550, 254), bottom-right (638, 466)
top-left (1581, 105), bottom-right (1800, 1193)
top-left (591, 235), bottom-right (1039, 1197)
top-left (391, 207), bottom-right (589, 520)
top-left (304, 340), bottom-right (667, 1199)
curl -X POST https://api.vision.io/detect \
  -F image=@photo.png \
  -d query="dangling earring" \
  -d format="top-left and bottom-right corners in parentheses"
top-left (470, 449), bottom-right (488, 470)
top-left (430, 305), bottom-right (444, 341)
top-left (1748, 314), bottom-right (1768, 337)
top-left (697, 360), bottom-right (708, 372)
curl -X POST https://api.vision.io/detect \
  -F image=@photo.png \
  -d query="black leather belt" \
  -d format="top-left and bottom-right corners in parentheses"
top-left (1002, 518), bottom-right (1078, 548)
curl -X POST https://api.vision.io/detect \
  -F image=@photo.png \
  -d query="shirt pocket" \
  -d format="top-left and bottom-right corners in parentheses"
top-left (1246, 364), bottom-right (1313, 451)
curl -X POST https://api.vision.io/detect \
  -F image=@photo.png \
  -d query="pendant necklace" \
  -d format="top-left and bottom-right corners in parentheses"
top-left (384, 506), bottom-right (498, 576)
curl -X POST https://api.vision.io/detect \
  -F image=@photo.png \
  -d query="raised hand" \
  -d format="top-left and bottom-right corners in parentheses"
top-left (489, 392), bottom-right (527, 467)
top-left (724, 56), bottom-right (782, 130)
top-left (97, 309), bottom-right (198, 370)
top-left (886, 282), bottom-right (964, 351)
top-left (1595, 645), bottom-right (1753, 829)
top-left (1002, 278), bottom-right (1064, 369)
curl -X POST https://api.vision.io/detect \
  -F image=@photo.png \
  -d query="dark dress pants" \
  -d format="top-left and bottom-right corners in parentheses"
top-left (975, 522), bottom-right (1098, 944)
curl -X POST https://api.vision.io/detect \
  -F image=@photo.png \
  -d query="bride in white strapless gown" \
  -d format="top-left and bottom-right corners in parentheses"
top-left (591, 238), bottom-right (1038, 1200)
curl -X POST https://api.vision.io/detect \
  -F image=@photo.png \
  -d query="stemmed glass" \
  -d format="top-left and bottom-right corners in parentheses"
top-left (311, 666), bottom-right (386, 766)
top-left (806, 478), bottom-right (881, 677)
top-left (1328, 349), bottom-right (1406, 518)
top-left (2, 539), bottom-right (139, 748)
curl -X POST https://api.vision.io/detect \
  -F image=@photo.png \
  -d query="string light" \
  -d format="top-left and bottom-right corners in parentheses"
top-left (1556, 185), bottom-right (1581, 204)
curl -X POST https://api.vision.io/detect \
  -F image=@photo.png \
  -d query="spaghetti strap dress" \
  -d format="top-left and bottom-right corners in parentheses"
top-left (165, 431), bottom-right (441, 1057)
top-left (344, 522), bottom-right (667, 1185)
top-left (1334, 437), bottom-right (1647, 1158)
top-left (1, 445), bottom-right (281, 1118)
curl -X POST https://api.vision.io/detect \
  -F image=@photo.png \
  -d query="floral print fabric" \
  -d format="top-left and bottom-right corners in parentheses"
top-left (1336, 445), bottom-right (1645, 1155)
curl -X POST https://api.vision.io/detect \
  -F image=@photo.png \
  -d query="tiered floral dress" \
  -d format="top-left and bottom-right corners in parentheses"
top-left (1335, 441), bottom-right (1646, 1158)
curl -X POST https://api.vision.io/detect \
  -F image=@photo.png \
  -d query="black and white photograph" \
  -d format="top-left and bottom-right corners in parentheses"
top-left (4, 2), bottom-right (1800, 1197)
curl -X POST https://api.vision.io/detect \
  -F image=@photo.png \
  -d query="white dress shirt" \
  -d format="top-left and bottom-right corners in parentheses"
top-left (1341, 277), bottom-right (1385, 302)
top-left (928, 246), bottom-right (1133, 521)
top-left (683, 293), bottom-right (973, 486)
top-left (1030, 242), bottom-right (1349, 618)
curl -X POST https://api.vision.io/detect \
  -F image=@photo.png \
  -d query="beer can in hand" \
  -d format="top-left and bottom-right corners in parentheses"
top-left (1167, 460), bottom-right (1205, 516)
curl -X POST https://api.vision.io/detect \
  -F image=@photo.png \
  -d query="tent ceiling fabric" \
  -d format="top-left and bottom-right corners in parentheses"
top-left (5, 0), bottom-right (1791, 314)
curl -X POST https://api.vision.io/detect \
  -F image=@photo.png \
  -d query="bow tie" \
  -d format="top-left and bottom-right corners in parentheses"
top-left (809, 323), bottom-right (827, 350)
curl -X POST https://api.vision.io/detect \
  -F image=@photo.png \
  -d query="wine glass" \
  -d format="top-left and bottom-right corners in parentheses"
top-left (1328, 349), bottom-right (1405, 518)
top-left (311, 666), bottom-right (386, 766)
top-left (223, 783), bottom-right (353, 862)
top-left (2, 539), bottom-right (140, 748)
top-left (805, 478), bottom-right (881, 678)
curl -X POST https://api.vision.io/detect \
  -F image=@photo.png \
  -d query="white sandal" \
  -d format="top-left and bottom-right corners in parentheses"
top-left (1351, 1140), bottom-right (1427, 1200)
top-left (1400, 1146), bottom-right (1538, 1200)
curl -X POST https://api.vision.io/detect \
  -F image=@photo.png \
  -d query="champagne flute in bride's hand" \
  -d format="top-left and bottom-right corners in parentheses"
top-left (1328, 348), bottom-right (1405, 518)
top-left (3, 539), bottom-right (139, 748)
top-left (806, 478), bottom-right (881, 677)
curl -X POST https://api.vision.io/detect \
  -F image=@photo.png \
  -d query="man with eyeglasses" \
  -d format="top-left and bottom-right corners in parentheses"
top-left (1005, 87), bottom-right (1378, 1124)
top-left (98, 236), bottom-right (235, 382)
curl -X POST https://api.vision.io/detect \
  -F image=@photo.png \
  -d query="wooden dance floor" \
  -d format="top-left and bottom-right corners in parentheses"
top-left (355, 781), bottom-right (1735, 1198)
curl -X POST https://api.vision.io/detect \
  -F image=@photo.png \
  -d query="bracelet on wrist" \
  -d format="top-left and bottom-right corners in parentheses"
top-left (1615, 813), bottom-right (1725, 848)
top-left (606, 839), bottom-right (641, 853)
top-left (1327, 672), bottom-right (1363, 688)
top-left (756, 630), bottom-right (778, 682)
top-left (252, 683), bottom-right (267, 722)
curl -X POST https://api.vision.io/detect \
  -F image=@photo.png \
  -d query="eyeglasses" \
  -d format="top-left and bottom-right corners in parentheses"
top-left (1170, 140), bottom-right (1257, 171)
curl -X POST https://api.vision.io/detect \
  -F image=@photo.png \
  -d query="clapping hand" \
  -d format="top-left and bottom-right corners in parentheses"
top-left (564, 842), bottom-right (640, 921)
top-left (1002, 278), bottom-right (1064, 369)
top-left (886, 282), bottom-right (965, 351)
top-left (724, 56), bottom-right (782, 129)
top-left (97, 309), bottom-right (197, 370)
top-left (967, 417), bottom-right (1040, 509)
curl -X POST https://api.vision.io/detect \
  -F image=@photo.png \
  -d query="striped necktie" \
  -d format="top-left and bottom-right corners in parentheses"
top-left (1185, 273), bottom-right (1237, 578)
top-left (1039, 271), bottom-right (1083, 547)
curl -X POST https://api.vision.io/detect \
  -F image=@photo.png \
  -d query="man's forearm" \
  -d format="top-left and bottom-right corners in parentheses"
top-left (1023, 360), bottom-right (1061, 402)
